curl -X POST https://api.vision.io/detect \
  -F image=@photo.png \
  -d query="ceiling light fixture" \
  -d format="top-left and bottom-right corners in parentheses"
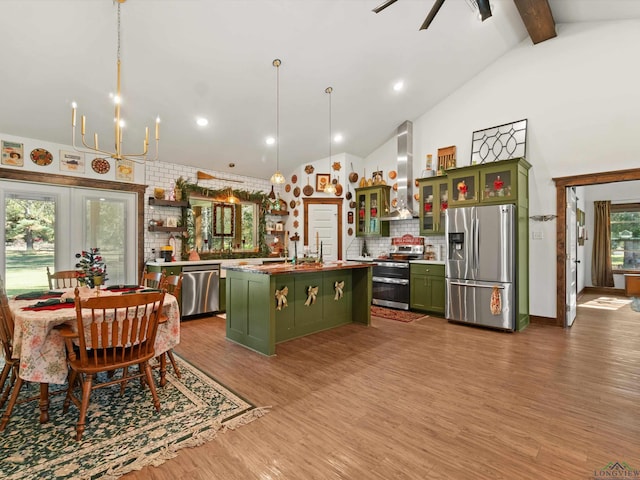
top-left (196, 117), bottom-right (208, 127)
top-left (71, 0), bottom-right (159, 164)
top-left (393, 80), bottom-right (404, 92)
top-left (265, 136), bottom-right (275, 145)
top-left (270, 59), bottom-right (285, 185)
top-left (324, 86), bottom-right (336, 195)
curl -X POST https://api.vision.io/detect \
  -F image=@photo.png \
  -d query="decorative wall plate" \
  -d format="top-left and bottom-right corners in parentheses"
top-left (293, 220), bottom-right (299, 228)
top-left (389, 170), bottom-right (397, 179)
top-left (293, 209), bottom-right (299, 217)
top-left (348, 227), bottom-right (353, 236)
top-left (304, 165), bottom-right (314, 174)
top-left (91, 157), bottom-right (110, 174)
top-left (293, 186), bottom-right (301, 197)
top-left (285, 184), bottom-right (291, 192)
top-left (289, 199), bottom-right (296, 209)
top-left (332, 161), bottom-right (341, 171)
top-left (291, 174), bottom-right (298, 184)
top-left (392, 198), bottom-right (398, 208)
top-left (30, 148), bottom-right (53, 166)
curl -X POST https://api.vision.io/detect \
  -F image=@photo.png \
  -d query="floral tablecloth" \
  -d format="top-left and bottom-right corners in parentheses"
top-left (10, 287), bottom-right (181, 385)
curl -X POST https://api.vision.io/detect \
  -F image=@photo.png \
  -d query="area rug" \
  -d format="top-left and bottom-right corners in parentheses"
top-left (370, 305), bottom-right (427, 323)
top-left (579, 296), bottom-right (632, 311)
top-left (0, 355), bottom-right (268, 480)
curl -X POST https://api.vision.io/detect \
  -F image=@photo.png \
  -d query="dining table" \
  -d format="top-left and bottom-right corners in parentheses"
top-left (8, 285), bottom-right (181, 424)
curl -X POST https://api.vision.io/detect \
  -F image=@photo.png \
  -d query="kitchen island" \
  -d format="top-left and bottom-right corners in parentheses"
top-left (224, 261), bottom-right (372, 355)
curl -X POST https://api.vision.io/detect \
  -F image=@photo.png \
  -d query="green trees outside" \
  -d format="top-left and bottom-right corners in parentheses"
top-left (5, 198), bottom-right (55, 250)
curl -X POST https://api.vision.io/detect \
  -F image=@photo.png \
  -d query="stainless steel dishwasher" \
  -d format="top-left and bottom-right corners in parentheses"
top-left (181, 264), bottom-right (220, 317)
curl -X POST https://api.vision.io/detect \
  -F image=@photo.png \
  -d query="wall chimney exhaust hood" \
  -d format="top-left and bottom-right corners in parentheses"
top-left (381, 120), bottom-right (417, 221)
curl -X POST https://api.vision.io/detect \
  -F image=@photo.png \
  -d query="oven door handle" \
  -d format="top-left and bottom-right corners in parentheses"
top-left (375, 262), bottom-right (410, 268)
top-left (372, 276), bottom-right (410, 286)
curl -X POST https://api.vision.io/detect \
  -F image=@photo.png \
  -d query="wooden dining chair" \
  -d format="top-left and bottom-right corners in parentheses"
top-left (60, 288), bottom-right (166, 441)
top-left (140, 268), bottom-right (164, 289)
top-left (158, 273), bottom-right (183, 380)
top-left (0, 276), bottom-right (45, 432)
top-left (0, 276), bottom-right (17, 412)
top-left (47, 267), bottom-right (80, 290)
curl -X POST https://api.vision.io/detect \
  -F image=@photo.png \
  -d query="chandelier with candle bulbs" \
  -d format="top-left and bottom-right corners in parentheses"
top-left (71, 0), bottom-right (159, 164)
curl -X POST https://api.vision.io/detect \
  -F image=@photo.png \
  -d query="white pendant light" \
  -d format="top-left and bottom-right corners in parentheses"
top-left (270, 59), bottom-right (285, 185)
top-left (324, 86), bottom-right (336, 195)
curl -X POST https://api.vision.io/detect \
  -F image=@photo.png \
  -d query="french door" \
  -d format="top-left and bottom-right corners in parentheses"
top-left (0, 180), bottom-right (137, 295)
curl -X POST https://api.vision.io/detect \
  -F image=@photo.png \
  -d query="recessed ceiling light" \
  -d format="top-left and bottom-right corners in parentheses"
top-left (265, 136), bottom-right (276, 145)
top-left (196, 117), bottom-right (208, 127)
top-left (393, 81), bottom-right (404, 92)
top-left (334, 133), bottom-right (343, 143)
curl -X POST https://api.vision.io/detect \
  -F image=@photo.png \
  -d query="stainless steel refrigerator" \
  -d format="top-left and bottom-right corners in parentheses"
top-left (445, 204), bottom-right (515, 330)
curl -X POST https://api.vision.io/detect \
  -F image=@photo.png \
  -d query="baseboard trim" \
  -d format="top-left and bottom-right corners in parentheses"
top-left (583, 286), bottom-right (626, 296)
top-left (530, 315), bottom-right (561, 327)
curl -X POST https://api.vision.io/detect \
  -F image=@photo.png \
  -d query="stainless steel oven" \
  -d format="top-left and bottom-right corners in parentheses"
top-left (372, 260), bottom-right (411, 310)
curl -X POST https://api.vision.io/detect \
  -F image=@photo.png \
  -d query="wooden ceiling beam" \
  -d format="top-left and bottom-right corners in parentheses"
top-left (513, 0), bottom-right (557, 45)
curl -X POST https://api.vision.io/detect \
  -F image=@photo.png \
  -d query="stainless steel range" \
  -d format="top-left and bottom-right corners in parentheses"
top-left (372, 235), bottom-right (424, 310)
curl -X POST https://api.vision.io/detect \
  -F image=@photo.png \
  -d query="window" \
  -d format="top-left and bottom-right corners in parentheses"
top-left (610, 203), bottom-right (640, 271)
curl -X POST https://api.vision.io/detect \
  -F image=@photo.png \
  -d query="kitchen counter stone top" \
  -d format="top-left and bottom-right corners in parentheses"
top-left (223, 260), bottom-right (372, 275)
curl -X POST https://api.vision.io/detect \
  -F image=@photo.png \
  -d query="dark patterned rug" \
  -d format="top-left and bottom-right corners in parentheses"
top-left (0, 355), bottom-right (268, 480)
top-left (370, 305), bottom-right (427, 323)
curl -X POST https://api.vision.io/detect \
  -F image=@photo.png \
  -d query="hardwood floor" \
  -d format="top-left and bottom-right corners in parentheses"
top-left (125, 295), bottom-right (640, 479)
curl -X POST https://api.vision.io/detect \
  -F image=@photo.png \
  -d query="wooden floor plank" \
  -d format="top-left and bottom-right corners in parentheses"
top-left (123, 293), bottom-right (640, 479)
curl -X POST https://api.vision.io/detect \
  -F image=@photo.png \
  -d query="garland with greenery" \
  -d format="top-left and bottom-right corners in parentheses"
top-left (177, 180), bottom-right (271, 259)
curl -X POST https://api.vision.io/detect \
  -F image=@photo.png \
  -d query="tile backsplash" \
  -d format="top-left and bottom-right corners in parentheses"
top-left (345, 218), bottom-right (445, 260)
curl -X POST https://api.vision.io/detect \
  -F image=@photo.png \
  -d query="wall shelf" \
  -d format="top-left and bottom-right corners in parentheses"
top-left (148, 225), bottom-right (186, 233)
top-left (148, 197), bottom-right (189, 208)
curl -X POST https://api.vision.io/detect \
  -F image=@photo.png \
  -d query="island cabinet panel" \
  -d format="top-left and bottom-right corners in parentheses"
top-left (226, 274), bottom-right (274, 355)
top-left (225, 263), bottom-right (372, 355)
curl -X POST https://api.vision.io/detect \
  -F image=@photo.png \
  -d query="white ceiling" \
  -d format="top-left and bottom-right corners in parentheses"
top-left (2, 0), bottom-right (640, 180)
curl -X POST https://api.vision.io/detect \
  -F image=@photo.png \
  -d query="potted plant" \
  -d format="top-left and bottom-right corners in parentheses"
top-left (75, 248), bottom-right (108, 288)
top-left (174, 176), bottom-right (188, 201)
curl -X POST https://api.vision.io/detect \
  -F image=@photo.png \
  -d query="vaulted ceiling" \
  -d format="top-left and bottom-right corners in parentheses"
top-left (1, 0), bottom-right (639, 180)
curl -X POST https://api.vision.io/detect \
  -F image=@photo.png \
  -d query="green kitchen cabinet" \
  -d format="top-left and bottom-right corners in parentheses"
top-left (417, 176), bottom-right (448, 235)
top-left (355, 185), bottom-right (391, 237)
top-left (410, 263), bottom-right (445, 315)
top-left (219, 277), bottom-right (226, 313)
top-left (448, 169), bottom-right (480, 207)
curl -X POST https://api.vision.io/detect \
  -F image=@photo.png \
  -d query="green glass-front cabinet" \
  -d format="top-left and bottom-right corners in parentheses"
top-left (417, 176), bottom-right (448, 235)
top-left (355, 185), bottom-right (391, 237)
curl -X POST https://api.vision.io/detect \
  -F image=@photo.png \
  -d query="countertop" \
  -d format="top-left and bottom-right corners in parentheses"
top-left (146, 257), bottom-right (290, 278)
top-left (223, 260), bottom-right (372, 276)
top-left (146, 257), bottom-right (289, 267)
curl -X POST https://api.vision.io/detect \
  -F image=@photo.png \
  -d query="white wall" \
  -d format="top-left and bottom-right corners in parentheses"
top-left (582, 181), bottom-right (640, 290)
top-left (362, 20), bottom-right (640, 318)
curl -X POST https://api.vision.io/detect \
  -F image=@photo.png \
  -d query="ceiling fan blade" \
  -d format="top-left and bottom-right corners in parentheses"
top-left (477, 0), bottom-right (492, 21)
top-left (372, 0), bottom-right (398, 14)
top-left (196, 170), bottom-right (244, 183)
top-left (419, 0), bottom-right (446, 30)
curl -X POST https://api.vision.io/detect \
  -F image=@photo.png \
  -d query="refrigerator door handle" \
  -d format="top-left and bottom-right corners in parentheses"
top-left (449, 281), bottom-right (504, 289)
top-left (473, 217), bottom-right (480, 272)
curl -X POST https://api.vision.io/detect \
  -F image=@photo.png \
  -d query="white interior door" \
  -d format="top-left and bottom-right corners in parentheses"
top-left (307, 203), bottom-right (339, 261)
top-left (566, 187), bottom-right (578, 327)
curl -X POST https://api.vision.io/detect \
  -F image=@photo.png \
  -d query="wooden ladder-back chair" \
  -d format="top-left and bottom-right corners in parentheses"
top-left (47, 267), bottom-right (80, 290)
top-left (158, 272), bottom-right (183, 380)
top-left (0, 276), bottom-right (17, 412)
top-left (140, 268), bottom-right (164, 289)
top-left (0, 277), bottom-right (47, 431)
top-left (60, 287), bottom-right (166, 441)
